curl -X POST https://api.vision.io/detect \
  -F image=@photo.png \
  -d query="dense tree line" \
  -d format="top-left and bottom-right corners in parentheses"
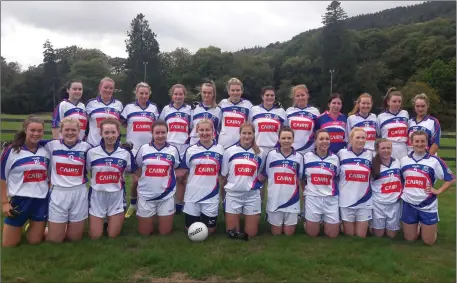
top-left (1, 1), bottom-right (455, 129)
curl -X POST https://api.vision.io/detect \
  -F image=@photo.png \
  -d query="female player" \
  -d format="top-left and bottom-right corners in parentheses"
top-left (51, 80), bottom-right (87, 140)
top-left (85, 77), bottom-right (124, 146)
top-left (42, 118), bottom-right (92, 242)
top-left (315, 93), bottom-right (348, 154)
top-left (338, 127), bottom-right (373, 238)
top-left (134, 120), bottom-right (180, 235)
top-left (285, 84), bottom-right (320, 154)
top-left (347, 93), bottom-right (377, 154)
top-left (377, 88), bottom-right (409, 160)
top-left (180, 119), bottom-right (224, 235)
top-left (218, 78), bottom-right (253, 149)
top-left (159, 84), bottom-right (192, 215)
top-left (407, 93), bottom-right (441, 155)
top-left (370, 138), bottom-right (402, 238)
top-left (249, 86), bottom-right (286, 153)
top-left (189, 80), bottom-right (222, 145)
top-left (86, 118), bottom-right (137, 239)
top-left (221, 123), bottom-right (266, 238)
top-left (303, 129), bottom-right (340, 238)
top-left (260, 127), bottom-right (304, 236)
top-left (1, 116), bottom-right (50, 247)
top-left (400, 130), bottom-right (455, 245)
top-left (121, 82), bottom-right (160, 218)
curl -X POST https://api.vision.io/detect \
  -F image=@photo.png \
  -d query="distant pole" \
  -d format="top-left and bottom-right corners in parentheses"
top-left (143, 61), bottom-right (148, 82)
top-left (329, 69), bottom-right (335, 94)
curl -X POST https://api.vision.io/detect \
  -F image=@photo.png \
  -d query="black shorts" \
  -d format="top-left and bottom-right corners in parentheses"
top-left (185, 213), bottom-right (217, 228)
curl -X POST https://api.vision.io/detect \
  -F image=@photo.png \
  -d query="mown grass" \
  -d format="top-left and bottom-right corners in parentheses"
top-left (0, 114), bottom-right (456, 283)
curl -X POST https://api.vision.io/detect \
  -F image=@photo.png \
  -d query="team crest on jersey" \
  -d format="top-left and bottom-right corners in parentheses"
top-left (240, 108), bottom-right (246, 114)
top-left (423, 166), bottom-right (429, 173)
top-left (79, 152), bottom-right (85, 159)
top-left (117, 159), bottom-right (124, 167)
top-left (365, 160), bottom-right (370, 166)
top-left (166, 155), bottom-right (172, 161)
top-left (330, 164), bottom-right (334, 170)
top-left (364, 122), bottom-right (370, 127)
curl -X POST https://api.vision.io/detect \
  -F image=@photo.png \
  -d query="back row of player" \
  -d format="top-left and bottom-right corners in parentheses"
top-left (51, 77), bottom-right (442, 217)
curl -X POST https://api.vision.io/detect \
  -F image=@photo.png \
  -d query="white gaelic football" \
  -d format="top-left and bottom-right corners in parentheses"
top-left (187, 222), bottom-right (209, 242)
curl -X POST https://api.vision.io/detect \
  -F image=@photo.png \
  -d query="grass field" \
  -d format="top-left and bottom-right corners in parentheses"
top-left (1, 114), bottom-right (456, 283)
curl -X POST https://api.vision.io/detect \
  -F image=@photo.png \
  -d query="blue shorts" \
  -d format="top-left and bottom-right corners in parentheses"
top-left (4, 196), bottom-right (48, 227)
top-left (401, 201), bottom-right (439, 225)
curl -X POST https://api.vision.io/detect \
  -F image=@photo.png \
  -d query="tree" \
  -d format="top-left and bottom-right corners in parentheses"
top-left (42, 39), bottom-right (59, 110)
top-left (125, 13), bottom-right (162, 103)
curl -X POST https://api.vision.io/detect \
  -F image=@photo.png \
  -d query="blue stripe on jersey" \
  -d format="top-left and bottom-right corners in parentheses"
top-left (228, 152), bottom-right (261, 166)
top-left (189, 151), bottom-right (222, 164)
top-left (402, 164), bottom-right (436, 184)
top-left (164, 112), bottom-right (191, 121)
top-left (89, 107), bottom-right (120, 116)
top-left (380, 117), bottom-right (408, 128)
top-left (52, 150), bottom-right (86, 159)
top-left (276, 186), bottom-right (299, 211)
top-left (11, 156), bottom-right (49, 170)
top-left (377, 168), bottom-right (402, 179)
top-left (193, 112), bottom-right (220, 128)
top-left (91, 157), bottom-right (127, 169)
top-left (64, 107), bottom-right (85, 117)
top-left (126, 111), bottom-right (157, 120)
top-left (268, 160), bottom-right (300, 177)
top-left (1, 146), bottom-right (12, 180)
top-left (251, 113), bottom-right (285, 123)
top-left (287, 111), bottom-right (318, 120)
top-left (197, 181), bottom-right (220, 203)
top-left (348, 187), bottom-right (372, 208)
top-left (352, 120), bottom-right (376, 128)
top-left (147, 170), bottom-right (177, 201)
top-left (431, 156), bottom-right (455, 181)
top-left (304, 161), bottom-right (338, 173)
top-left (340, 158), bottom-right (371, 167)
top-left (142, 152), bottom-right (176, 164)
top-left (221, 106), bottom-right (249, 116)
top-left (413, 194), bottom-right (437, 208)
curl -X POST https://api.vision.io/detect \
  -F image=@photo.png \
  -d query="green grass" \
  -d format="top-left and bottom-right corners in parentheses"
top-left (1, 114), bottom-right (456, 283)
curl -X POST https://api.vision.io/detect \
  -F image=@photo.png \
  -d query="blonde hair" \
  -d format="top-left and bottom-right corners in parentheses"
top-left (98, 77), bottom-right (115, 92)
top-left (199, 80), bottom-right (217, 108)
top-left (196, 118), bottom-right (214, 140)
top-left (290, 84), bottom-right (308, 99)
top-left (239, 122), bottom-right (260, 155)
top-left (349, 127), bottom-right (367, 143)
top-left (226, 77), bottom-right (243, 92)
top-left (349, 93), bottom-right (372, 116)
top-left (412, 93), bottom-right (430, 107)
top-left (134, 82), bottom-right (151, 94)
top-left (59, 117), bottom-right (80, 133)
top-left (169, 84), bottom-right (187, 98)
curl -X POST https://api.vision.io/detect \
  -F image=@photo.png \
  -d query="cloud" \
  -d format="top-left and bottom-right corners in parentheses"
top-left (1, 1), bottom-right (424, 69)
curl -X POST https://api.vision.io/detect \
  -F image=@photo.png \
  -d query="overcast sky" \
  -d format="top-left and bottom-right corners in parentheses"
top-left (1, 1), bottom-right (423, 70)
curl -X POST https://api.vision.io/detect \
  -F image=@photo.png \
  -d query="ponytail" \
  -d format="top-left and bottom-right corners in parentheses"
top-left (11, 115), bottom-right (45, 153)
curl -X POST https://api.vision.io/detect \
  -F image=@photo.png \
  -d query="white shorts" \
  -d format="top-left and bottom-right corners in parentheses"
top-left (225, 190), bottom-right (261, 215)
top-left (89, 189), bottom-right (125, 218)
top-left (305, 195), bottom-right (339, 224)
top-left (340, 207), bottom-right (372, 222)
top-left (391, 142), bottom-right (408, 160)
top-left (137, 196), bottom-right (175, 217)
top-left (370, 200), bottom-right (401, 231)
top-left (169, 142), bottom-right (189, 159)
top-left (48, 184), bottom-right (88, 223)
top-left (267, 211), bottom-right (298, 226)
top-left (184, 202), bottom-right (218, 218)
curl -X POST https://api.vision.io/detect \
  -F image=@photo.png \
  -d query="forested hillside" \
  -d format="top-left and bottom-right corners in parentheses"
top-left (1, 1), bottom-right (455, 128)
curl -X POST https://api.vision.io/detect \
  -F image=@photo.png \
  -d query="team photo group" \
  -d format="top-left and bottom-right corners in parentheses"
top-left (1, 76), bottom-right (455, 247)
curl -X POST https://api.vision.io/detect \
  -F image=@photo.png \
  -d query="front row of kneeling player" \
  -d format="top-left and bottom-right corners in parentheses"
top-left (1, 115), bottom-right (455, 247)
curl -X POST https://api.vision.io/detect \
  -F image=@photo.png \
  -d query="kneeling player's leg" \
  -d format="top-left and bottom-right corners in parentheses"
top-left (225, 195), bottom-right (242, 232)
top-left (201, 203), bottom-right (218, 235)
top-left (157, 197), bottom-right (175, 235)
top-left (89, 189), bottom-right (108, 239)
top-left (46, 189), bottom-right (69, 243)
top-left (243, 191), bottom-right (261, 237)
top-left (323, 196), bottom-right (340, 238)
top-left (267, 211), bottom-right (283, 235)
top-left (370, 201), bottom-right (386, 237)
top-left (305, 196), bottom-right (323, 237)
top-left (27, 197), bottom-right (48, 244)
top-left (283, 213), bottom-right (298, 236)
top-left (2, 196), bottom-right (30, 247)
top-left (385, 201), bottom-right (401, 239)
top-left (401, 201), bottom-right (420, 241)
top-left (66, 186), bottom-right (88, 241)
top-left (340, 207), bottom-right (356, 236)
top-left (106, 190), bottom-right (125, 238)
top-left (419, 209), bottom-right (439, 246)
top-left (137, 197), bottom-right (156, 235)
top-left (355, 208), bottom-right (372, 238)
top-left (184, 202), bottom-right (201, 230)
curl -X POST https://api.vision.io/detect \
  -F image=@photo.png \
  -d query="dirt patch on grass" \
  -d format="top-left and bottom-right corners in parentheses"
top-left (148, 272), bottom-right (244, 282)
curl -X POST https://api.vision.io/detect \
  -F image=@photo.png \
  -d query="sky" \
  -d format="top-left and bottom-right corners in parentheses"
top-left (1, 1), bottom-right (424, 70)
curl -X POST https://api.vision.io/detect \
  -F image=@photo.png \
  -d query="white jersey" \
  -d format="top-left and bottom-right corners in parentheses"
top-left (181, 141), bottom-right (224, 203)
top-left (85, 96), bottom-right (124, 146)
top-left (377, 110), bottom-right (409, 144)
top-left (159, 103), bottom-right (192, 145)
top-left (221, 143), bottom-right (266, 196)
top-left (249, 105), bottom-right (287, 148)
top-left (218, 98), bottom-right (253, 148)
top-left (121, 101), bottom-right (160, 150)
top-left (86, 142), bottom-right (136, 193)
top-left (189, 103), bottom-right (222, 146)
top-left (371, 158), bottom-right (402, 204)
top-left (407, 115), bottom-right (441, 153)
top-left (1, 145), bottom-right (50, 198)
top-left (347, 113), bottom-right (378, 151)
top-left (51, 99), bottom-right (88, 140)
top-left (337, 148), bottom-right (373, 208)
top-left (44, 139), bottom-right (92, 188)
top-left (400, 152), bottom-right (455, 212)
top-left (285, 106), bottom-right (320, 153)
top-left (136, 142), bottom-right (181, 201)
top-left (262, 149), bottom-right (303, 213)
top-left (303, 151), bottom-right (340, 197)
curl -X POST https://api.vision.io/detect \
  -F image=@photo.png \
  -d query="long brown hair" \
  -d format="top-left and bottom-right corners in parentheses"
top-left (11, 115), bottom-right (45, 153)
top-left (239, 122), bottom-right (260, 155)
top-left (383, 87), bottom-right (402, 111)
top-left (349, 93), bottom-right (372, 116)
top-left (371, 138), bottom-right (392, 179)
